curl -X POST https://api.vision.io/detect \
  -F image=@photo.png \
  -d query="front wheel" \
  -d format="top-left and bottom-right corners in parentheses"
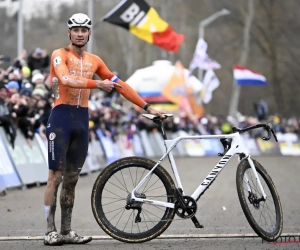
top-left (91, 157), bottom-right (176, 243)
top-left (236, 158), bottom-right (283, 242)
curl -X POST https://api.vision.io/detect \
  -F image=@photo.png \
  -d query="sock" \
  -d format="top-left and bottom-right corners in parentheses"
top-left (44, 206), bottom-right (50, 220)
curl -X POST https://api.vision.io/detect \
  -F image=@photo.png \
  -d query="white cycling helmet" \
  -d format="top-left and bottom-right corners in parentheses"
top-left (67, 13), bottom-right (92, 29)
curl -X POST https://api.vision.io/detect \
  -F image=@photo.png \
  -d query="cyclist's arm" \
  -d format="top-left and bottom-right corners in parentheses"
top-left (51, 49), bottom-right (97, 89)
top-left (95, 57), bottom-right (146, 108)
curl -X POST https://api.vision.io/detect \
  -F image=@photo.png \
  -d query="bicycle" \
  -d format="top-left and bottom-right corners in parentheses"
top-left (91, 114), bottom-right (283, 243)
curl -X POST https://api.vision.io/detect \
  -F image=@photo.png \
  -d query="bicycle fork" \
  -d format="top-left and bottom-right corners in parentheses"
top-left (244, 156), bottom-right (267, 200)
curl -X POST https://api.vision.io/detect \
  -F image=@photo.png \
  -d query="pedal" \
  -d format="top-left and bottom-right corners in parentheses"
top-left (191, 216), bottom-right (204, 228)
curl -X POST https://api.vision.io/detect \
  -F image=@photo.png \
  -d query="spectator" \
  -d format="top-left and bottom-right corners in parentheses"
top-left (32, 73), bottom-right (45, 86)
top-left (8, 92), bottom-right (34, 147)
top-left (254, 98), bottom-right (268, 122)
top-left (0, 68), bottom-right (7, 84)
top-left (0, 84), bottom-right (16, 148)
top-left (6, 80), bottom-right (19, 94)
top-left (27, 48), bottom-right (50, 74)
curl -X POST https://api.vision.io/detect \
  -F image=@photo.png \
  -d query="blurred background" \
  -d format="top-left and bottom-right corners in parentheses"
top-left (0, 0), bottom-right (299, 115)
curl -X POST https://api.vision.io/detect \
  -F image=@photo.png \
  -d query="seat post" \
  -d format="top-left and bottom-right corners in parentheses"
top-left (153, 119), bottom-right (168, 140)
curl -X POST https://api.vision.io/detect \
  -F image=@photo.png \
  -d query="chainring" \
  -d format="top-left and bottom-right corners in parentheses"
top-left (174, 196), bottom-right (197, 219)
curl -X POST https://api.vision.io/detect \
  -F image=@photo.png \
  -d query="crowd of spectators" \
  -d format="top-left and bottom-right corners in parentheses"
top-left (0, 48), bottom-right (300, 151)
top-left (0, 48), bottom-right (52, 148)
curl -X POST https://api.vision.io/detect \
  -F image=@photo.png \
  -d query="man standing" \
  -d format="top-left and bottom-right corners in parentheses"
top-left (44, 13), bottom-right (165, 246)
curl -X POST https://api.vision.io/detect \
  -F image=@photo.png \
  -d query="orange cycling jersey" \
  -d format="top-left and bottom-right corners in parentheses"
top-left (49, 46), bottom-right (146, 108)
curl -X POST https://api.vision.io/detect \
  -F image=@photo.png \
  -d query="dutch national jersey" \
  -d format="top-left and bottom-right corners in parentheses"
top-left (49, 46), bottom-right (146, 108)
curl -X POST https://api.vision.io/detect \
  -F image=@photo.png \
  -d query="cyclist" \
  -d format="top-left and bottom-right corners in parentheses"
top-left (44, 13), bottom-right (165, 246)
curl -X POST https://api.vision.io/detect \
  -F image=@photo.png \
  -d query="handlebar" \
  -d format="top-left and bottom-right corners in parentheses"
top-left (144, 114), bottom-right (278, 143)
top-left (232, 123), bottom-right (278, 142)
top-left (218, 123), bottom-right (277, 157)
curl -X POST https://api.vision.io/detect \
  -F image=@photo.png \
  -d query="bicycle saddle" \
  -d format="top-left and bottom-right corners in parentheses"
top-left (142, 114), bottom-right (173, 120)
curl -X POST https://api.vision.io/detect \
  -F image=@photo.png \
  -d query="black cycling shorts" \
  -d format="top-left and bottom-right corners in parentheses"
top-left (46, 104), bottom-right (89, 172)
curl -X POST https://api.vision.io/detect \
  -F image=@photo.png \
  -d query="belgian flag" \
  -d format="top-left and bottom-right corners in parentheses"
top-left (102, 0), bottom-right (185, 52)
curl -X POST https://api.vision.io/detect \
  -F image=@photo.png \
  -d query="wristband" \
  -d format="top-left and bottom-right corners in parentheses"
top-left (87, 79), bottom-right (97, 88)
top-left (143, 103), bottom-right (151, 111)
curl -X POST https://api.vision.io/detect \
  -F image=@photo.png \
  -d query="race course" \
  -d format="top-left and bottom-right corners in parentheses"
top-left (0, 156), bottom-right (299, 249)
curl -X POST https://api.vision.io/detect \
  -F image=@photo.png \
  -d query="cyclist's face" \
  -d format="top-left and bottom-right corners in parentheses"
top-left (68, 27), bottom-right (91, 47)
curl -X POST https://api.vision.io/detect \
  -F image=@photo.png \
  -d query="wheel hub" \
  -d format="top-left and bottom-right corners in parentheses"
top-left (248, 192), bottom-right (260, 209)
top-left (126, 192), bottom-right (146, 207)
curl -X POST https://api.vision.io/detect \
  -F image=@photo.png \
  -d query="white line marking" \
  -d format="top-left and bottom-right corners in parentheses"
top-left (0, 233), bottom-right (299, 241)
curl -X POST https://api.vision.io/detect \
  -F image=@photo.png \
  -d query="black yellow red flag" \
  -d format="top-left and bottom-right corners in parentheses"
top-left (102, 0), bottom-right (185, 52)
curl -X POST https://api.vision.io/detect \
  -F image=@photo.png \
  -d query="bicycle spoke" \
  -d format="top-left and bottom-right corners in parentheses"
top-left (135, 167), bottom-right (138, 188)
top-left (149, 204), bottom-right (167, 212)
top-left (141, 174), bottom-right (153, 194)
top-left (107, 181), bottom-right (128, 193)
top-left (113, 174), bottom-right (128, 193)
top-left (146, 185), bottom-right (165, 194)
top-left (136, 218), bottom-right (141, 233)
top-left (102, 198), bottom-right (125, 206)
top-left (109, 207), bottom-right (125, 222)
top-left (123, 210), bottom-right (133, 231)
top-left (103, 207), bottom-right (124, 215)
top-left (103, 188), bottom-right (125, 199)
top-left (101, 196), bottom-right (125, 200)
top-left (142, 207), bottom-right (163, 220)
top-left (131, 211), bottom-right (135, 233)
top-left (120, 170), bottom-right (129, 193)
top-left (142, 210), bottom-right (156, 226)
top-left (128, 167), bottom-right (135, 189)
top-left (262, 202), bottom-right (276, 225)
top-left (136, 168), bottom-right (146, 187)
top-left (141, 211), bottom-right (149, 230)
top-left (264, 203), bottom-right (276, 217)
top-left (115, 208), bottom-right (126, 228)
top-left (143, 178), bottom-right (161, 193)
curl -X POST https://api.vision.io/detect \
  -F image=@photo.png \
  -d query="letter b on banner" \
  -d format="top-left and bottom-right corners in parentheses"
top-left (120, 3), bottom-right (145, 25)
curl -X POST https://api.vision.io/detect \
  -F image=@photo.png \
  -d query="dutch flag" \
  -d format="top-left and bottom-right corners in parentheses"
top-left (233, 65), bottom-right (267, 86)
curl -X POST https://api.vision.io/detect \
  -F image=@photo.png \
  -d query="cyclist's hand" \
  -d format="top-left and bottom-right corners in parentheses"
top-left (96, 80), bottom-right (122, 92)
top-left (146, 106), bottom-right (166, 119)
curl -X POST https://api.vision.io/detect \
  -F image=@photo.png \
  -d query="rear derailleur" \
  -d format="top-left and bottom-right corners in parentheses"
top-left (125, 192), bottom-right (146, 223)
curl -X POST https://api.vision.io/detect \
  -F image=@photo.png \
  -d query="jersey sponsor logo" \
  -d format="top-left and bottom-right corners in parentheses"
top-left (62, 75), bottom-right (84, 85)
top-left (49, 132), bottom-right (56, 141)
top-left (52, 77), bottom-right (58, 83)
top-left (81, 71), bottom-right (93, 77)
top-left (53, 56), bottom-right (62, 67)
top-left (69, 57), bottom-right (80, 66)
top-left (84, 62), bottom-right (92, 67)
top-left (49, 140), bottom-right (55, 160)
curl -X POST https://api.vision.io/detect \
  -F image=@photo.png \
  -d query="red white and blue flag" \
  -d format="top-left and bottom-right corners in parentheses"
top-left (233, 65), bottom-right (267, 85)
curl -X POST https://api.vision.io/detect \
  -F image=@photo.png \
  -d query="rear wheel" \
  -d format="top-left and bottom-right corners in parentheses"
top-left (91, 157), bottom-right (176, 243)
top-left (236, 158), bottom-right (283, 241)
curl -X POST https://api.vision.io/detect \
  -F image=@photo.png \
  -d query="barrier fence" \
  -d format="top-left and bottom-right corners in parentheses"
top-left (0, 127), bottom-right (299, 192)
